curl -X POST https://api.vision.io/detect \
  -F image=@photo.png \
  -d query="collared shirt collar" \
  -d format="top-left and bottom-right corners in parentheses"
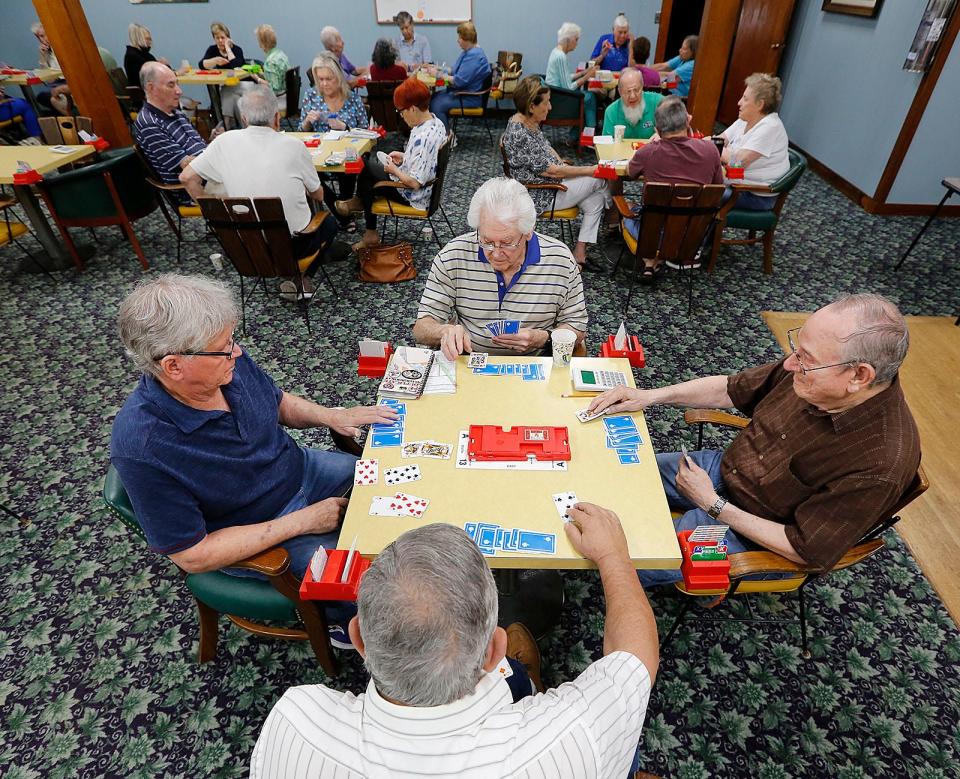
top-left (828, 375), bottom-right (902, 434)
top-left (478, 233), bottom-right (541, 305)
top-left (144, 100), bottom-right (181, 120)
top-left (141, 363), bottom-right (244, 434)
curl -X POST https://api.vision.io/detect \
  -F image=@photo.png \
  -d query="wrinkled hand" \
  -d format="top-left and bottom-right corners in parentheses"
top-left (564, 503), bottom-right (630, 566)
top-left (328, 117), bottom-right (347, 131)
top-left (213, 56), bottom-right (230, 68)
top-left (492, 328), bottom-right (548, 353)
top-left (305, 110), bottom-right (323, 126)
top-left (675, 455), bottom-right (718, 511)
top-left (304, 497), bottom-right (348, 533)
top-left (209, 125), bottom-right (225, 140)
top-left (440, 324), bottom-right (472, 361)
top-left (388, 151), bottom-right (404, 164)
top-left (587, 386), bottom-right (651, 415)
top-left (383, 160), bottom-right (400, 176)
top-left (328, 405), bottom-right (399, 438)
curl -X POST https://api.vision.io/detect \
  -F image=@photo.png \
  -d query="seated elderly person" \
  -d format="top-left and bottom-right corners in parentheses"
top-left (632, 36), bottom-right (661, 89)
top-left (393, 10), bottom-right (432, 70)
top-left (110, 274), bottom-right (397, 634)
top-left (546, 22), bottom-right (599, 131)
top-left (589, 293), bottom-right (921, 588)
top-left (591, 13), bottom-right (633, 72)
top-left (335, 78), bottom-right (446, 253)
top-left (414, 177), bottom-right (587, 359)
top-left (652, 34), bottom-right (697, 97)
top-left (124, 23), bottom-right (172, 97)
top-left (602, 67), bottom-right (663, 140)
top-left (369, 38), bottom-right (407, 81)
top-left (503, 76), bottom-right (612, 269)
top-left (321, 25), bottom-right (369, 88)
top-left (254, 23), bottom-right (290, 99)
top-left (716, 73), bottom-right (790, 211)
top-left (427, 22), bottom-right (490, 130)
top-left (251, 511), bottom-right (659, 778)
top-left (180, 85), bottom-right (338, 300)
top-left (0, 85), bottom-right (42, 141)
top-left (199, 21), bottom-right (254, 128)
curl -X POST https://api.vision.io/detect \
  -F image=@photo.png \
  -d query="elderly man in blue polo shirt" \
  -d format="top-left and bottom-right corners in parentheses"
top-left (111, 274), bottom-right (397, 631)
top-left (413, 177), bottom-right (587, 359)
top-left (590, 14), bottom-right (633, 72)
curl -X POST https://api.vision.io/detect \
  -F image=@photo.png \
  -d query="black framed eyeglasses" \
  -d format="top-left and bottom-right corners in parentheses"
top-left (477, 230), bottom-right (524, 253)
top-left (160, 337), bottom-right (238, 360)
top-left (786, 328), bottom-right (854, 375)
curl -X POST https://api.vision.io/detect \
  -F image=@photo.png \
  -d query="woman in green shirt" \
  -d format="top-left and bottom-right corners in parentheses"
top-left (255, 24), bottom-right (290, 98)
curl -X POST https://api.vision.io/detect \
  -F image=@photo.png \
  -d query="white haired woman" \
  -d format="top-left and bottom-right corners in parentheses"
top-left (545, 22), bottom-right (599, 130)
top-left (503, 76), bottom-right (612, 270)
top-left (321, 25), bottom-right (369, 88)
top-left (254, 23), bottom-right (290, 98)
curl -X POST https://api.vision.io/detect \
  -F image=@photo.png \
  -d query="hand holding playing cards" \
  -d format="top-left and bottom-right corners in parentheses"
top-left (492, 328), bottom-right (548, 353)
top-left (564, 503), bottom-right (630, 566)
top-left (304, 497), bottom-right (348, 533)
top-left (329, 405), bottom-right (398, 437)
top-left (440, 324), bottom-right (472, 361)
top-left (588, 386), bottom-right (651, 416)
top-left (675, 454), bottom-right (718, 512)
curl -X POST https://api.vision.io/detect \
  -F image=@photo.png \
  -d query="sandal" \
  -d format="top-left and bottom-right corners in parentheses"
top-left (638, 264), bottom-right (658, 285)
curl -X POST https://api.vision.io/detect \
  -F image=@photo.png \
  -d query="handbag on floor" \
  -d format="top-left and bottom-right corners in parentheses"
top-left (358, 242), bottom-right (416, 282)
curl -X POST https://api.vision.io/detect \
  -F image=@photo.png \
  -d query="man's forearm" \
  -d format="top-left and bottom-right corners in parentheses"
top-left (649, 374), bottom-right (734, 409)
top-left (597, 555), bottom-right (659, 681)
top-left (412, 316), bottom-right (448, 347)
top-left (278, 391), bottom-right (334, 429)
top-left (717, 503), bottom-right (805, 563)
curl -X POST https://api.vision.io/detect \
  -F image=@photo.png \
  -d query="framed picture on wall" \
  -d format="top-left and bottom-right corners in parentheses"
top-left (822, 0), bottom-right (883, 17)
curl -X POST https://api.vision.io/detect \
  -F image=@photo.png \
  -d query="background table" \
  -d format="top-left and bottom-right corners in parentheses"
top-left (0, 145), bottom-right (95, 271)
top-left (595, 138), bottom-right (647, 176)
top-left (284, 132), bottom-right (376, 173)
top-left (178, 69), bottom-right (252, 124)
top-left (5, 68), bottom-right (63, 114)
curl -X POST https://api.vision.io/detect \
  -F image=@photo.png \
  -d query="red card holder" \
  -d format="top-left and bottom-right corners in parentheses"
top-left (13, 169), bottom-right (42, 185)
top-left (344, 159), bottom-right (364, 174)
top-left (300, 549), bottom-right (370, 601)
top-left (725, 166), bottom-right (745, 180)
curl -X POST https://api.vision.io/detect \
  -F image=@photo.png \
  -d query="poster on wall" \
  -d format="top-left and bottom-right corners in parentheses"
top-left (375, 0), bottom-right (472, 24)
top-left (821, 1), bottom-right (882, 17)
top-left (903, 0), bottom-right (957, 72)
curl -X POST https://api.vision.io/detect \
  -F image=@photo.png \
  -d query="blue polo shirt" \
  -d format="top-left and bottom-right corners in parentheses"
top-left (666, 55), bottom-right (695, 97)
top-left (110, 352), bottom-right (304, 555)
top-left (591, 34), bottom-right (630, 72)
top-left (480, 232), bottom-right (543, 305)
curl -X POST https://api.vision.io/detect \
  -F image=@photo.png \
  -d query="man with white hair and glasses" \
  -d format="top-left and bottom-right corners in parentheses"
top-left (588, 293), bottom-right (921, 586)
top-left (590, 13), bottom-right (634, 72)
top-left (110, 274), bottom-right (397, 640)
top-left (602, 67), bottom-right (663, 140)
top-left (413, 177), bottom-right (587, 358)
top-left (251, 514), bottom-right (659, 778)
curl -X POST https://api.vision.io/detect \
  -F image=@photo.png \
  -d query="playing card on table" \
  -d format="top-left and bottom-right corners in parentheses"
top-left (606, 433), bottom-right (642, 448)
top-left (354, 458), bottom-right (379, 485)
top-left (516, 531), bottom-right (557, 554)
top-left (474, 522), bottom-right (499, 554)
top-left (378, 398), bottom-right (406, 414)
top-left (420, 441), bottom-right (452, 459)
top-left (473, 364), bottom-right (505, 375)
top-left (576, 406), bottom-right (605, 423)
top-left (401, 440), bottom-right (425, 458)
top-left (384, 464), bottom-right (421, 485)
top-left (603, 416), bottom-right (638, 434)
top-left (392, 491), bottom-right (429, 517)
top-left (468, 352), bottom-right (488, 369)
top-left (464, 522), bottom-right (479, 540)
top-left (371, 430), bottom-right (403, 447)
top-left (501, 528), bottom-right (520, 552)
top-left (552, 491), bottom-right (579, 522)
top-left (370, 496), bottom-right (405, 516)
top-left (617, 451), bottom-right (641, 464)
top-left (501, 319), bottom-right (521, 334)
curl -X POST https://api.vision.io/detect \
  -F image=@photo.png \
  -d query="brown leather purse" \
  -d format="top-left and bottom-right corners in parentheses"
top-left (358, 242), bottom-right (416, 283)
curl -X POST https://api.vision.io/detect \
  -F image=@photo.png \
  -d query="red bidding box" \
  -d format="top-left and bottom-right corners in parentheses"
top-left (598, 335), bottom-right (645, 368)
top-left (85, 137), bottom-right (110, 151)
top-left (358, 342), bottom-right (392, 378)
top-left (344, 159), bottom-right (364, 174)
top-left (12, 170), bottom-right (42, 185)
top-left (677, 530), bottom-right (730, 591)
top-left (467, 424), bottom-right (571, 462)
top-left (725, 166), bottom-right (745, 180)
top-left (302, 138), bottom-right (321, 147)
top-left (300, 548), bottom-right (370, 601)
top-left (593, 164), bottom-right (618, 180)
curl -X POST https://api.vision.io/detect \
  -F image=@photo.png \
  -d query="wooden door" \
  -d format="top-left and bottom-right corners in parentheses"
top-left (717, 0), bottom-right (796, 124)
top-left (655, 0), bottom-right (707, 63)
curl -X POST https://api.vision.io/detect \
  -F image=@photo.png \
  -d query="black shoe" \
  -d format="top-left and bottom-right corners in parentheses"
top-left (327, 240), bottom-right (352, 262)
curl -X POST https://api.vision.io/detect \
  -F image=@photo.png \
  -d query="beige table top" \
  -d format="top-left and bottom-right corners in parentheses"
top-left (284, 133), bottom-right (376, 173)
top-left (339, 356), bottom-right (680, 570)
top-left (178, 68), bottom-right (252, 85)
top-left (595, 139), bottom-right (647, 176)
top-left (4, 68), bottom-right (63, 85)
top-left (0, 144), bottom-right (94, 184)
top-left (415, 69), bottom-right (451, 89)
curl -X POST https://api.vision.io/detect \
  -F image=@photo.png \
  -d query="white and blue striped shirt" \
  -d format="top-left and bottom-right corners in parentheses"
top-left (133, 102), bottom-right (206, 185)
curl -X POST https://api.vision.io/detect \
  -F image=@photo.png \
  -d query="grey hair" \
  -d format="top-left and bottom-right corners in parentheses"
top-left (467, 177), bottom-right (537, 235)
top-left (129, 23), bottom-right (151, 49)
top-left (654, 95), bottom-right (688, 135)
top-left (320, 25), bottom-right (340, 49)
top-left (557, 22), bottom-right (581, 46)
top-left (30, 21), bottom-right (43, 34)
top-left (255, 23), bottom-right (277, 51)
top-left (140, 60), bottom-right (172, 91)
top-left (829, 293), bottom-right (909, 386)
top-left (394, 10), bottom-right (414, 26)
top-left (311, 53), bottom-right (350, 100)
top-left (118, 274), bottom-right (238, 378)
top-left (372, 37), bottom-right (399, 69)
top-left (613, 13), bottom-right (630, 29)
top-left (358, 524), bottom-right (499, 706)
top-left (238, 84), bottom-right (278, 126)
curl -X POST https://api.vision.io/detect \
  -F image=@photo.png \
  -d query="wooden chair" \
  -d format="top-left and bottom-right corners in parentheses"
top-left (707, 148), bottom-right (807, 274)
top-left (660, 409), bottom-right (930, 659)
top-left (365, 80), bottom-right (405, 134)
top-left (198, 196), bottom-right (336, 334)
top-left (611, 185), bottom-right (724, 315)
top-left (448, 69), bottom-right (495, 144)
top-left (500, 136), bottom-right (580, 247)
top-left (102, 466), bottom-right (338, 676)
top-left (280, 66), bottom-right (301, 130)
top-left (36, 148), bottom-right (158, 271)
top-left (38, 115), bottom-right (93, 145)
top-left (371, 133), bottom-right (454, 248)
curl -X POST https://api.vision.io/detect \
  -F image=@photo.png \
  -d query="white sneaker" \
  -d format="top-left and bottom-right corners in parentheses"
top-left (279, 280), bottom-right (314, 302)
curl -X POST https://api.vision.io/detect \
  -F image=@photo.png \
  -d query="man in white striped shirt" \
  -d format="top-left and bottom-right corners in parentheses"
top-left (413, 177), bottom-right (588, 359)
top-left (251, 506), bottom-right (659, 778)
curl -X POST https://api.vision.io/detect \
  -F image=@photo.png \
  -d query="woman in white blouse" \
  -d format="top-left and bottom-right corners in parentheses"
top-left (718, 73), bottom-right (789, 210)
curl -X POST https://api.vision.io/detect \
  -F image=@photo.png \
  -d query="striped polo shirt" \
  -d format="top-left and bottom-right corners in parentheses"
top-left (416, 231), bottom-right (588, 355)
top-left (134, 101), bottom-right (206, 184)
top-left (250, 651), bottom-right (651, 778)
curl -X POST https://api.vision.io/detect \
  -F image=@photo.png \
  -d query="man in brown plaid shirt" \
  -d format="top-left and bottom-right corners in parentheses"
top-left (590, 293), bottom-right (921, 586)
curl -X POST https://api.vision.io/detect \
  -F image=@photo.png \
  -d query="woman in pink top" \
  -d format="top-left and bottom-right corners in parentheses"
top-left (632, 37), bottom-right (661, 89)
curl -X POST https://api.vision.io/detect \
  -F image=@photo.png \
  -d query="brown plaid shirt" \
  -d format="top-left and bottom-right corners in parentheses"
top-left (721, 358), bottom-right (921, 571)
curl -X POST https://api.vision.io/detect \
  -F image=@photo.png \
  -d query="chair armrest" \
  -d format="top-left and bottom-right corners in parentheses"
top-left (525, 182), bottom-right (568, 192)
top-left (613, 195), bottom-right (635, 219)
top-left (727, 550), bottom-right (814, 578)
top-left (729, 182), bottom-right (774, 194)
top-left (231, 546), bottom-right (291, 576)
top-left (373, 180), bottom-right (408, 190)
top-left (683, 409), bottom-right (750, 429)
top-left (145, 178), bottom-right (187, 193)
top-left (295, 208), bottom-right (331, 235)
top-left (454, 88), bottom-right (491, 97)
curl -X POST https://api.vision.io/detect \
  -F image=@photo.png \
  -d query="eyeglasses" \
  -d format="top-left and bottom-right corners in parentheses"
top-left (477, 231), bottom-right (524, 253)
top-left (786, 328), bottom-right (854, 375)
top-left (160, 337), bottom-right (238, 361)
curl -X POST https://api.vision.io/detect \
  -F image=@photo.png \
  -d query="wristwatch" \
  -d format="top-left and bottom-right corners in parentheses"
top-left (707, 496), bottom-right (727, 520)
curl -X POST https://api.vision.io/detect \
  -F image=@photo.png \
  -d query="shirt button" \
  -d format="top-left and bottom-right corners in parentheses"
top-left (758, 454), bottom-right (764, 460)
top-left (732, 468), bottom-right (737, 474)
top-left (781, 433), bottom-right (786, 439)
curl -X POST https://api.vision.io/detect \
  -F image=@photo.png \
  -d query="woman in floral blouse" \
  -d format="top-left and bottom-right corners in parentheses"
top-left (502, 75), bottom-right (611, 269)
top-left (336, 78), bottom-right (447, 252)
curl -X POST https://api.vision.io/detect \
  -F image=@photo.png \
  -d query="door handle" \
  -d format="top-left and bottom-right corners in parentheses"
top-left (771, 43), bottom-right (783, 49)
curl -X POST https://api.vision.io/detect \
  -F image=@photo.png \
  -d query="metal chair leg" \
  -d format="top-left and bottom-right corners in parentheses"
top-left (895, 188), bottom-right (953, 270)
top-left (660, 595), bottom-right (696, 650)
top-left (798, 581), bottom-right (811, 659)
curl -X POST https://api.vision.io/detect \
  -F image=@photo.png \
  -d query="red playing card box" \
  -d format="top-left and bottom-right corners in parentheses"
top-left (467, 424), bottom-right (571, 462)
top-left (12, 170), bottom-right (42, 185)
top-left (300, 548), bottom-right (370, 601)
top-left (599, 335), bottom-right (645, 368)
top-left (358, 342), bottom-right (392, 377)
top-left (677, 530), bottom-right (730, 591)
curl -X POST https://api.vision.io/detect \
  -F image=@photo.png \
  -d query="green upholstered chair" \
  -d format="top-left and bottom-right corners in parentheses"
top-left (102, 466), bottom-right (338, 676)
top-left (535, 75), bottom-right (585, 146)
top-left (707, 148), bottom-right (807, 274)
top-left (36, 147), bottom-right (158, 271)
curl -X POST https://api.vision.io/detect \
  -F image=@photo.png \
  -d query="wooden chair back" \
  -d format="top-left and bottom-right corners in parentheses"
top-left (366, 80), bottom-right (405, 133)
top-left (636, 183), bottom-right (724, 265)
top-left (38, 115), bottom-right (93, 146)
top-left (198, 197), bottom-right (298, 280)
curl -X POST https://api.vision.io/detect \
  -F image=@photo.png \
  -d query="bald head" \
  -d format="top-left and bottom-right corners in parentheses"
top-left (617, 68), bottom-right (643, 105)
top-left (141, 61), bottom-right (181, 113)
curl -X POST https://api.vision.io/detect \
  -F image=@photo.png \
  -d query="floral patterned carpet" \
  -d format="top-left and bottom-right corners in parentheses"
top-left (1, 119), bottom-right (959, 778)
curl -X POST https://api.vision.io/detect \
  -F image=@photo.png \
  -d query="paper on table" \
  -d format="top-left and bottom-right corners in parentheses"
top-left (423, 351), bottom-right (457, 394)
top-left (323, 130), bottom-right (346, 140)
top-left (592, 135), bottom-right (614, 145)
top-left (614, 321), bottom-right (627, 351)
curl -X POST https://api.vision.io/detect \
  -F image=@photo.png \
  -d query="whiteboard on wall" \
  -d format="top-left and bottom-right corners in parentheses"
top-left (375, 0), bottom-right (472, 24)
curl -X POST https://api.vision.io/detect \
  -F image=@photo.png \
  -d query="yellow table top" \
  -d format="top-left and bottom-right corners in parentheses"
top-left (0, 145), bottom-right (94, 184)
top-left (415, 69), bottom-right (451, 88)
top-left (595, 139), bottom-right (647, 176)
top-left (178, 69), bottom-right (252, 85)
top-left (284, 132), bottom-right (377, 173)
top-left (339, 356), bottom-right (680, 570)
top-left (4, 68), bottom-right (63, 85)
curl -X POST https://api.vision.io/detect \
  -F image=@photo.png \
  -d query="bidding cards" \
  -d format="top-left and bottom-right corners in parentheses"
top-left (472, 362), bottom-right (545, 381)
top-left (463, 522), bottom-right (556, 556)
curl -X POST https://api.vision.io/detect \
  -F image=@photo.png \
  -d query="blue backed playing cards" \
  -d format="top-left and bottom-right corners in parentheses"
top-left (371, 399), bottom-right (406, 447)
top-left (463, 522), bottom-right (556, 556)
top-left (485, 319), bottom-right (522, 337)
top-left (472, 361), bottom-right (545, 380)
top-left (602, 416), bottom-right (642, 464)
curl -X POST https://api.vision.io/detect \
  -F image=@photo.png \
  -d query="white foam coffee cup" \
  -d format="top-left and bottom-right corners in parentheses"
top-left (551, 329), bottom-right (577, 366)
